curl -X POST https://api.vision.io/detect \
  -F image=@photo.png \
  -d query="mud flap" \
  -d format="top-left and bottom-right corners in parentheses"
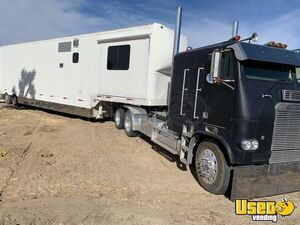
top-left (230, 162), bottom-right (300, 200)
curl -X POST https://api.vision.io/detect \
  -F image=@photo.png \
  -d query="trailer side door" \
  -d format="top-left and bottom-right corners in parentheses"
top-left (98, 38), bottom-right (150, 100)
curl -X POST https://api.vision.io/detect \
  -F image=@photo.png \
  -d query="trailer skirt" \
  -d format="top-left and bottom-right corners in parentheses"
top-left (230, 161), bottom-right (300, 200)
top-left (18, 97), bottom-right (93, 118)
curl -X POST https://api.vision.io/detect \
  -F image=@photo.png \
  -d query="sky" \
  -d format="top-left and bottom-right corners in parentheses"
top-left (0, 0), bottom-right (300, 49)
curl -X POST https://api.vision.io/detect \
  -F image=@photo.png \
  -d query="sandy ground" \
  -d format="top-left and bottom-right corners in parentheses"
top-left (0, 103), bottom-right (299, 225)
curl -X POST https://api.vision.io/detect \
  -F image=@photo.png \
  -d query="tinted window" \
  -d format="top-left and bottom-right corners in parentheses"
top-left (73, 53), bottom-right (79, 63)
top-left (243, 61), bottom-right (292, 81)
top-left (207, 51), bottom-right (234, 80)
top-left (58, 42), bottom-right (72, 52)
top-left (295, 67), bottom-right (300, 83)
top-left (107, 45), bottom-right (130, 70)
top-left (220, 51), bottom-right (233, 79)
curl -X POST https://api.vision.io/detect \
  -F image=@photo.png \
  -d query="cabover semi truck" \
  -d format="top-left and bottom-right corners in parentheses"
top-left (2, 9), bottom-right (300, 199)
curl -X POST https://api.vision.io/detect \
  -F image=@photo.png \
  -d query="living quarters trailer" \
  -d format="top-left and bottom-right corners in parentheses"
top-left (0, 23), bottom-right (188, 118)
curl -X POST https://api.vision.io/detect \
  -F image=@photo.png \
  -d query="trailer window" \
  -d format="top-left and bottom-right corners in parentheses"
top-left (73, 53), bottom-right (79, 63)
top-left (58, 42), bottom-right (72, 52)
top-left (107, 45), bottom-right (130, 70)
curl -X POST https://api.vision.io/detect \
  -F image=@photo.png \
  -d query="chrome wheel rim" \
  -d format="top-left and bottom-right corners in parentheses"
top-left (115, 110), bottom-right (121, 126)
top-left (124, 114), bottom-right (131, 131)
top-left (199, 149), bottom-right (218, 184)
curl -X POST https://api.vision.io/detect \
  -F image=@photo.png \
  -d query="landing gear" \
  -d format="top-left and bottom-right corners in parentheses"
top-left (195, 141), bottom-right (230, 195)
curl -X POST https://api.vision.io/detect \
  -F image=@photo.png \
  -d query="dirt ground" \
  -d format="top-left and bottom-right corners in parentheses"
top-left (0, 103), bottom-right (299, 225)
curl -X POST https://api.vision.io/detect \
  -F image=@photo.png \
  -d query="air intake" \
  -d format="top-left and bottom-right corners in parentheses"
top-left (282, 90), bottom-right (300, 102)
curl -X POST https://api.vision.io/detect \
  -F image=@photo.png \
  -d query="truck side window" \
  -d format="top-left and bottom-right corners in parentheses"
top-left (107, 45), bottom-right (130, 70)
top-left (220, 51), bottom-right (233, 80)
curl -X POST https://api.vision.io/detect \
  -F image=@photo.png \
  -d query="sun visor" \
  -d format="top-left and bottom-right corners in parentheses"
top-left (228, 42), bottom-right (300, 66)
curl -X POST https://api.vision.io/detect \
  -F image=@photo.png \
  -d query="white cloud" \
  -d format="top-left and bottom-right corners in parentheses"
top-left (0, 0), bottom-right (300, 50)
top-left (246, 9), bottom-right (300, 49)
top-left (0, 0), bottom-right (103, 45)
top-left (182, 9), bottom-right (300, 50)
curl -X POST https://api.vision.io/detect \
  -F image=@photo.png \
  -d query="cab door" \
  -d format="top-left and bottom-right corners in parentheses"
top-left (196, 50), bottom-right (236, 128)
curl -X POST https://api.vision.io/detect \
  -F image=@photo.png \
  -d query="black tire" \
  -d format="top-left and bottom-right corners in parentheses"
top-left (4, 93), bottom-right (11, 105)
top-left (114, 108), bottom-right (125, 129)
top-left (195, 141), bottom-right (230, 195)
top-left (124, 110), bottom-right (138, 137)
top-left (11, 95), bottom-right (18, 106)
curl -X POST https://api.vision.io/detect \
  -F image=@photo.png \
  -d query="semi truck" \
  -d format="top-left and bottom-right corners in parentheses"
top-left (1, 8), bottom-right (300, 199)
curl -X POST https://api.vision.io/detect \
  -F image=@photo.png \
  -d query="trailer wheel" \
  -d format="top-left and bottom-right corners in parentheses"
top-left (11, 95), bottom-right (18, 106)
top-left (195, 141), bottom-right (230, 195)
top-left (124, 110), bottom-right (138, 137)
top-left (114, 108), bottom-right (125, 129)
top-left (4, 93), bottom-right (11, 105)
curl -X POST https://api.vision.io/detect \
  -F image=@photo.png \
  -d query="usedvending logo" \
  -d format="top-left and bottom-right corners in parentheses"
top-left (235, 198), bottom-right (295, 222)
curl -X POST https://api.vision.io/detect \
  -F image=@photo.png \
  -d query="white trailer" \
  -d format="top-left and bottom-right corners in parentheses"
top-left (0, 23), bottom-right (188, 118)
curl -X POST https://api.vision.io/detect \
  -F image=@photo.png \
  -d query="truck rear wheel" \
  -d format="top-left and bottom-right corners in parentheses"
top-left (11, 95), bottom-right (18, 106)
top-left (195, 141), bottom-right (230, 195)
top-left (4, 93), bottom-right (11, 105)
top-left (114, 108), bottom-right (125, 129)
top-left (124, 110), bottom-right (138, 137)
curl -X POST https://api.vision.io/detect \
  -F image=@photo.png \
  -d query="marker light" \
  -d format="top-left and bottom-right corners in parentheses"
top-left (233, 35), bottom-right (241, 41)
top-left (265, 41), bottom-right (288, 49)
top-left (265, 41), bottom-right (276, 47)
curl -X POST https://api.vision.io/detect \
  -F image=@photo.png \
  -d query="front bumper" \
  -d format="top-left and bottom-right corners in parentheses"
top-left (230, 161), bottom-right (300, 200)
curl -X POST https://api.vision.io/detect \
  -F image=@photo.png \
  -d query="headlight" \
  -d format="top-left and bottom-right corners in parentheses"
top-left (241, 139), bottom-right (259, 151)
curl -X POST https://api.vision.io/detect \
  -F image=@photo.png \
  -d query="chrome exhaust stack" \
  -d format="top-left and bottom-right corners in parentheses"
top-left (172, 6), bottom-right (183, 57)
top-left (232, 21), bottom-right (239, 37)
top-left (167, 6), bottom-right (183, 118)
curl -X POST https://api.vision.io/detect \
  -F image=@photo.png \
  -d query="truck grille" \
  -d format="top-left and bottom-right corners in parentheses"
top-left (282, 90), bottom-right (300, 102)
top-left (270, 103), bottom-right (300, 163)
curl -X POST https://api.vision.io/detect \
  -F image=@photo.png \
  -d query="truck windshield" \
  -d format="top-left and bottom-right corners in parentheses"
top-left (243, 61), bottom-right (293, 82)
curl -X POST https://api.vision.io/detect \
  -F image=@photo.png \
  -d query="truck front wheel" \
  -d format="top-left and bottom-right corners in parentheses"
top-left (195, 141), bottom-right (230, 195)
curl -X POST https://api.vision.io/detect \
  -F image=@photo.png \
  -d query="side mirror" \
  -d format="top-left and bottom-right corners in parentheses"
top-left (210, 49), bottom-right (221, 80)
